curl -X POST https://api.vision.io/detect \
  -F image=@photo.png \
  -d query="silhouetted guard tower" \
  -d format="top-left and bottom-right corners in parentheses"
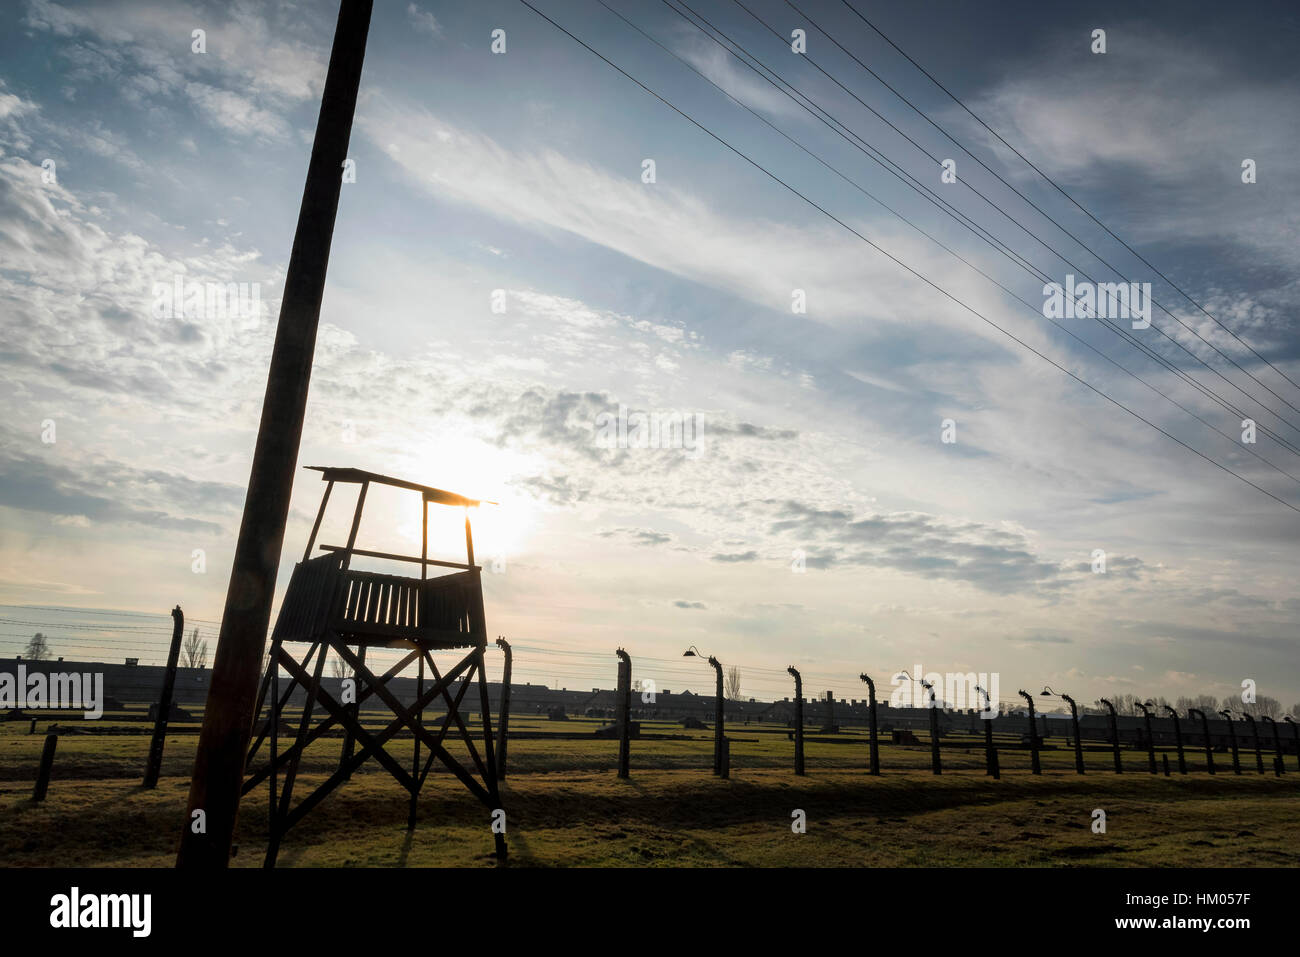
top-left (243, 466), bottom-right (506, 865)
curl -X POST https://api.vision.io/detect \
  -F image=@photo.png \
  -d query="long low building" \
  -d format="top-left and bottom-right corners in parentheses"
top-left (1, 656), bottom-right (1294, 755)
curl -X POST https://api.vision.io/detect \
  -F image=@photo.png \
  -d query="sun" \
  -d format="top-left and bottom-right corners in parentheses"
top-left (391, 433), bottom-right (540, 560)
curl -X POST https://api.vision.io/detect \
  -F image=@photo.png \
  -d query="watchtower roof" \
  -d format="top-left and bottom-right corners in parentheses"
top-left (305, 466), bottom-right (493, 507)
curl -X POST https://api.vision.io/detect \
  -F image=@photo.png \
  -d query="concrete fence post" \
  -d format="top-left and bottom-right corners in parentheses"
top-left (144, 605), bottom-right (185, 789)
top-left (33, 733), bottom-right (58, 801)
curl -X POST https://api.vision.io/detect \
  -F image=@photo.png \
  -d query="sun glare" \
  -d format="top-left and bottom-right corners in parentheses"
top-left (390, 434), bottom-right (541, 560)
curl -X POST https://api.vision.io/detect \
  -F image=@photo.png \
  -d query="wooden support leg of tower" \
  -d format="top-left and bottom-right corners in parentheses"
top-left (474, 644), bottom-right (507, 860)
top-left (341, 644), bottom-right (367, 780)
top-left (243, 648), bottom-right (421, 795)
top-left (247, 640), bottom-right (319, 769)
top-left (334, 643), bottom-right (494, 791)
top-left (251, 639), bottom-right (503, 864)
top-left (276, 646), bottom-right (422, 787)
top-left (250, 636), bottom-right (284, 737)
top-left (418, 649), bottom-right (491, 782)
top-left (265, 642), bottom-right (328, 868)
top-left (409, 651), bottom-right (423, 829)
top-left (417, 670), bottom-right (476, 787)
top-left (268, 665), bottom-right (278, 836)
top-left (279, 656), bottom-right (493, 836)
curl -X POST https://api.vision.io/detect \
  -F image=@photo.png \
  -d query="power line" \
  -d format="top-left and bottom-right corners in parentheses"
top-left (724, 0), bottom-right (1300, 444)
top-left (594, 0), bottom-right (1300, 489)
top-left (660, 0), bottom-right (1300, 463)
top-left (786, 0), bottom-right (1300, 416)
top-left (836, 0), bottom-right (1300, 396)
top-left (515, 0), bottom-right (1300, 511)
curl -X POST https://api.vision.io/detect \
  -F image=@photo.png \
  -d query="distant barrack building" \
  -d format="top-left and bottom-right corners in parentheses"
top-left (1, 655), bottom-right (1281, 753)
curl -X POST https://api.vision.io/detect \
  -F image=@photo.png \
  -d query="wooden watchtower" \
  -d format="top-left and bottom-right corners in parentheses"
top-left (242, 466), bottom-right (506, 865)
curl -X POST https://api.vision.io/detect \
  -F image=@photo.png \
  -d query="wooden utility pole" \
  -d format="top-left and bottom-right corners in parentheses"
top-left (177, 0), bottom-right (373, 868)
top-left (143, 605), bottom-right (185, 788)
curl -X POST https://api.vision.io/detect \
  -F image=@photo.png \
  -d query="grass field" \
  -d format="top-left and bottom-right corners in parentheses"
top-left (2, 712), bottom-right (1297, 867)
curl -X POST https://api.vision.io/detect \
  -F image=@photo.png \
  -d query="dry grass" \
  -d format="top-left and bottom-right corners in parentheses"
top-left (2, 715), bottom-right (1296, 866)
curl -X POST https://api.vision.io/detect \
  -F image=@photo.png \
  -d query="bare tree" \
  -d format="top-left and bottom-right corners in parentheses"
top-left (1176, 694), bottom-right (1218, 713)
top-left (183, 627), bottom-right (208, 669)
top-left (1098, 693), bottom-right (1140, 716)
top-left (331, 654), bottom-right (349, 680)
top-left (1221, 694), bottom-right (1283, 718)
top-left (1249, 695), bottom-right (1283, 719)
top-left (725, 665), bottom-right (742, 701)
top-left (24, 633), bottom-right (50, 661)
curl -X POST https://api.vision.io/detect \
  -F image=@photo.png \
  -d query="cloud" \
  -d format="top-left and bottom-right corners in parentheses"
top-left (671, 34), bottom-right (806, 119)
top-left (358, 98), bottom-right (1028, 341)
top-left (22, 0), bottom-right (328, 139)
top-left (969, 24), bottom-right (1300, 349)
top-left (599, 527), bottom-right (672, 547)
top-left (0, 443), bottom-right (239, 533)
top-left (0, 155), bottom-right (279, 417)
top-left (184, 82), bottom-right (290, 139)
top-left (765, 500), bottom-right (1077, 594)
top-left (406, 3), bottom-right (440, 37)
top-left (0, 89), bottom-right (37, 121)
top-left (711, 550), bottom-right (758, 563)
top-left (674, 600), bottom-right (707, 609)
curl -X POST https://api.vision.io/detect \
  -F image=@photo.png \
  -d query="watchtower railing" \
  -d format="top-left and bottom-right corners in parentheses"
top-left (271, 552), bottom-right (485, 649)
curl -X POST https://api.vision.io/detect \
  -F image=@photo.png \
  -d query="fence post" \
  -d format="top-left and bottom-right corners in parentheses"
top-left (720, 736), bottom-right (730, 779)
top-left (1163, 705), bottom-right (1186, 774)
top-left (144, 605), bottom-right (185, 789)
top-left (33, 733), bottom-right (58, 801)
top-left (927, 690), bottom-right (942, 775)
top-left (1162, 753), bottom-right (1170, 776)
top-left (859, 674), bottom-right (880, 775)
top-left (1019, 690), bottom-right (1041, 774)
top-left (28, 718), bottom-right (36, 735)
top-left (1242, 714), bottom-right (1265, 774)
top-left (788, 667), bottom-right (804, 776)
top-left (1189, 709), bottom-right (1214, 774)
top-left (615, 648), bottom-right (630, 779)
top-left (1263, 717), bottom-right (1284, 776)
top-left (1063, 695), bottom-right (1084, 774)
top-left (1100, 699), bottom-right (1122, 773)
top-left (1136, 702), bottom-right (1157, 774)
top-left (1220, 711), bottom-right (1242, 774)
top-left (496, 637), bottom-right (512, 782)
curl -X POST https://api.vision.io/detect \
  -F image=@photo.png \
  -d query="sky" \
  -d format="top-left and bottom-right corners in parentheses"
top-left (0, 0), bottom-right (1298, 709)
